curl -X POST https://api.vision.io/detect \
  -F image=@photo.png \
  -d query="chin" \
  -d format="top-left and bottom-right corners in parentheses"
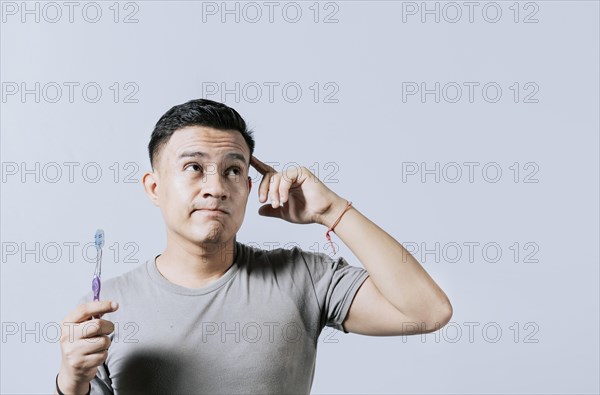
top-left (190, 224), bottom-right (228, 245)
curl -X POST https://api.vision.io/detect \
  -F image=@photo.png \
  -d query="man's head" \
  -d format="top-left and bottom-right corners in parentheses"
top-left (148, 99), bottom-right (255, 170)
top-left (142, 99), bottom-right (256, 250)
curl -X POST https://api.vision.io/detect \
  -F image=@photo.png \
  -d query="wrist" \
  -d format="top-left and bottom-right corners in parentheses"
top-left (318, 198), bottom-right (352, 228)
top-left (56, 370), bottom-right (91, 395)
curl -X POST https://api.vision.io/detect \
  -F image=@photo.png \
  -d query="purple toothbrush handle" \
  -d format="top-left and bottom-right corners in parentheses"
top-left (92, 276), bottom-right (101, 301)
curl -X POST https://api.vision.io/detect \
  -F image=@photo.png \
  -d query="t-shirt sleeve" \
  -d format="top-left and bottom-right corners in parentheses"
top-left (294, 247), bottom-right (370, 334)
top-left (75, 293), bottom-right (115, 395)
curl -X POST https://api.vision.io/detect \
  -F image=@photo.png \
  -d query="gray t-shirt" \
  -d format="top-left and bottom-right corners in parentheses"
top-left (76, 241), bottom-right (369, 395)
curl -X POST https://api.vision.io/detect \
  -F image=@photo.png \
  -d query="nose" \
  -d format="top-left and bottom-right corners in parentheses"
top-left (201, 171), bottom-right (229, 201)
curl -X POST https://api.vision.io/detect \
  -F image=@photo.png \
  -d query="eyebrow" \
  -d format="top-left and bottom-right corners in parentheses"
top-left (178, 151), bottom-right (247, 165)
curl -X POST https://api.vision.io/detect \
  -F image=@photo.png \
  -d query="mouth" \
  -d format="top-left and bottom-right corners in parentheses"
top-left (193, 209), bottom-right (229, 215)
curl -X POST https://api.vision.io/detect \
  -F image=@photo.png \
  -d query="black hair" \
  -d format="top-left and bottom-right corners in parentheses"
top-left (148, 98), bottom-right (255, 169)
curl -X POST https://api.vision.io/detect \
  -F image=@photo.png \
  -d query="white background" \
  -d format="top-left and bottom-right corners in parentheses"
top-left (1, 1), bottom-right (599, 394)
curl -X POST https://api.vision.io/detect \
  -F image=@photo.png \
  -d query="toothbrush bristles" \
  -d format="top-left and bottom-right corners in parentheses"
top-left (94, 229), bottom-right (105, 249)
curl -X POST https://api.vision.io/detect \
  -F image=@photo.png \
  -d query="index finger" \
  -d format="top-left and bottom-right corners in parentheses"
top-left (64, 301), bottom-right (119, 324)
top-left (250, 155), bottom-right (275, 175)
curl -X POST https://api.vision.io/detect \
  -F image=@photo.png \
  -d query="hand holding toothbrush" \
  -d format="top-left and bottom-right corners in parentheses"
top-left (55, 230), bottom-right (118, 395)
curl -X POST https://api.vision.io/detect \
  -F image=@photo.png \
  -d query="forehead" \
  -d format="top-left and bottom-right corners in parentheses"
top-left (164, 126), bottom-right (249, 162)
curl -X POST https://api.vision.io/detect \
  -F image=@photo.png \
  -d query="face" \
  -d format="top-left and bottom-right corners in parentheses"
top-left (143, 126), bottom-right (252, 249)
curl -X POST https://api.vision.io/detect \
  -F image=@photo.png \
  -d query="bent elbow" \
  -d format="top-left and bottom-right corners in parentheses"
top-left (423, 301), bottom-right (453, 333)
top-left (441, 302), bottom-right (453, 327)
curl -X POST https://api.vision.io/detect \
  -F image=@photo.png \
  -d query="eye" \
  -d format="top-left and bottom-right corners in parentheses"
top-left (227, 166), bottom-right (242, 176)
top-left (184, 163), bottom-right (202, 172)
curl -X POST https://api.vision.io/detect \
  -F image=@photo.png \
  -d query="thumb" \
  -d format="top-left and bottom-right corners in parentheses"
top-left (258, 204), bottom-right (282, 218)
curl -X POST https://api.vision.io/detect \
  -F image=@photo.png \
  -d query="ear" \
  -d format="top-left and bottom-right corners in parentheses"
top-left (247, 176), bottom-right (252, 192)
top-left (142, 171), bottom-right (160, 206)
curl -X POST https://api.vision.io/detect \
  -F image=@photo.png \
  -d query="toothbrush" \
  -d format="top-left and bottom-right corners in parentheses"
top-left (92, 229), bottom-right (104, 302)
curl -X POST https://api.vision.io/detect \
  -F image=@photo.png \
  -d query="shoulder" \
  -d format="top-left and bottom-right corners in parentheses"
top-left (102, 260), bottom-right (150, 292)
top-left (78, 258), bottom-right (152, 303)
top-left (239, 241), bottom-right (320, 267)
top-left (237, 241), bottom-right (339, 277)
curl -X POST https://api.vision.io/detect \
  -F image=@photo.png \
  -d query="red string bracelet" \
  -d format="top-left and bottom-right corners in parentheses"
top-left (325, 200), bottom-right (353, 255)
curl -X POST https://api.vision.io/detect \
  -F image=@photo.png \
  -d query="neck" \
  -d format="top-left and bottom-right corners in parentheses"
top-left (156, 234), bottom-right (237, 289)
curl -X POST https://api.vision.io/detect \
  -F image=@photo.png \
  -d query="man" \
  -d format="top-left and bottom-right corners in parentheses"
top-left (55, 99), bottom-right (453, 394)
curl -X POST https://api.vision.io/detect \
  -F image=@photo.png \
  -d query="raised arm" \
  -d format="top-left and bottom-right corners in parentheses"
top-left (250, 156), bottom-right (452, 336)
top-left (317, 199), bottom-right (453, 336)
